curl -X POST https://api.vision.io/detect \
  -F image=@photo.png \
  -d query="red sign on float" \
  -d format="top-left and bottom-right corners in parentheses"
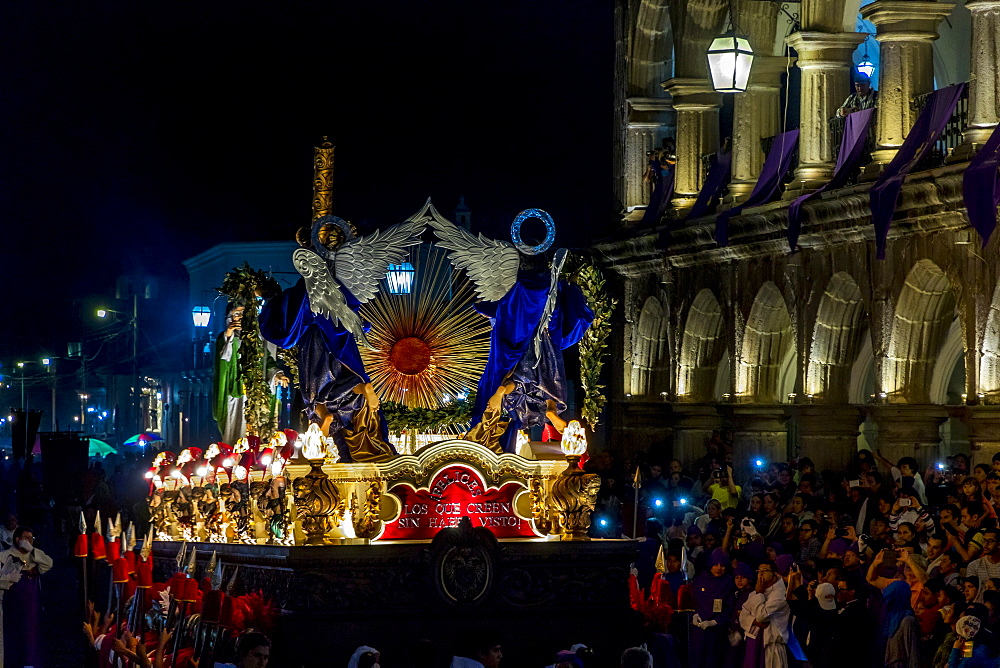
top-left (378, 464), bottom-right (538, 540)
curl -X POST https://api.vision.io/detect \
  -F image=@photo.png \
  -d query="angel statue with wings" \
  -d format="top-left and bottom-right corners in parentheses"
top-left (260, 214), bottom-right (425, 462)
top-left (426, 204), bottom-right (594, 453)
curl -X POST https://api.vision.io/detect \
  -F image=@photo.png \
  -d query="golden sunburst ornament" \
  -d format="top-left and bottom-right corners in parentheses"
top-left (360, 244), bottom-right (491, 409)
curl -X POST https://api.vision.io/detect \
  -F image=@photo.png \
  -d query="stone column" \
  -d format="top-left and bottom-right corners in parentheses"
top-left (860, 1), bottom-right (956, 179)
top-left (792, 405), bottom-right (865, 473)
top-left (783, 32), bottom-right (865, 196)
top-left (954, 0), bottom-right (1000, 160)
top-left (961, 407), bottom-right (1000, 466)
top-left (724, 0), bottom-right (788, 205)
top-left (624, 98), bottom-right (675, 223)
top-left (670, 404), bottom-right (723, 467)
top-left (866, 404), bottom-right (949, 466)
top-left (663, 78), bottom-right (721, 215)
top-left (725, 57), bottom-right (789, 204)
top-left (723, 405), bottom-right (790, 486)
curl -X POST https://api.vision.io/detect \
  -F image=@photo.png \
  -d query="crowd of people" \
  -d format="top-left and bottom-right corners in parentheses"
top-left (590, 431), bottom-right (1000, 668)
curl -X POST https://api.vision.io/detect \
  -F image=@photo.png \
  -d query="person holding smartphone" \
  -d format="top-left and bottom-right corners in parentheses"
top-left (707, 465), bottom-right (742, 511)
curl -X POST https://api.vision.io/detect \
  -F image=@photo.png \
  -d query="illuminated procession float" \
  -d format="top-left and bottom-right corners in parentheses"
top-left (73, 143), bottom-right (640, 664)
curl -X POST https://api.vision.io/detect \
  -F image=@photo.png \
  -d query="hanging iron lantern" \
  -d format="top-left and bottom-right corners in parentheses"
top-left (707, 29), bottom-right (755, 93)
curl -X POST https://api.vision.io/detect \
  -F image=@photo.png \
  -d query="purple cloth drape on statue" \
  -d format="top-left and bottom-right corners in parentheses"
top-left (870, 83), bottom-right (965, 259)
top-left (715, 130), bottom-right (800, 248)
top-left (787, 108), bottom-right (876, 251)
top-left (471, 272), bottom-right (592, 452)
top-left (4, 573), bottom-right (43, 667)
top-left (963, 122), bottom-right (1000, 246)
top-left (641, 167), bottom-right (675, 227)
top-left (260, 279), bottom-right (393, 461)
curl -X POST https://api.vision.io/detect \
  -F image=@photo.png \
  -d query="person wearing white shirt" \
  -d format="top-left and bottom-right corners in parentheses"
top-left (967, 527), bottom-right (1000, 602)
top-left (1, 526), bottom-right (53, 668)
top-left (740, 563), bottom-right (791, 668)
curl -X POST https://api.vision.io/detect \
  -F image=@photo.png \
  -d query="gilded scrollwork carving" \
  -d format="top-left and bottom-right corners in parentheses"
top-left (350, 482), bottom-right (382, 539)
top-left (292, 461), bottom-right (343, 545)
top-left (549, 456), bottom-right (600, 540)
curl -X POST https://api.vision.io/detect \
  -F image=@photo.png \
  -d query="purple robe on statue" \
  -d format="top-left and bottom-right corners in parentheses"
top-left (470, 269), bottom-right (593, 452)
top-left (260, 279), bottom-right (395, 462)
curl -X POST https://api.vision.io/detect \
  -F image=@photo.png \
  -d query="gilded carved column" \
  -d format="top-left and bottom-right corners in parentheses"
top-left (783, 32), bottom-right (865, 195)
top-left (860, 1), bottom-right (955, 179)
top-left (312, 138), bottom-right (335, 221)
top-left (663, 79), bottom-right (721, 214)
top-left (954, 0), bottom-right (1000, 159)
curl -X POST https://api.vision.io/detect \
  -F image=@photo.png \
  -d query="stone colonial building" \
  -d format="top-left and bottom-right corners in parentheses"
top-left (598, 0), bottom-right (1000, 481)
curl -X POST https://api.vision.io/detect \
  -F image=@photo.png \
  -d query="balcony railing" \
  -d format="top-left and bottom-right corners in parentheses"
top-left (910, 83), bottom-right (969, 169)
top-left (829, 114), bottom-right (877, 186)
top-left (760, 134), bottom-right (799, 195)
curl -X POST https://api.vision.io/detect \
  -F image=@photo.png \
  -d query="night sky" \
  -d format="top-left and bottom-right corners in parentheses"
top-left (0, 2), bottom-right (614, 359)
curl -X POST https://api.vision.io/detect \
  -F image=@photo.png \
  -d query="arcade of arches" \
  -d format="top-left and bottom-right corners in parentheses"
top-left (601, 0), bottom-right (1000, 481)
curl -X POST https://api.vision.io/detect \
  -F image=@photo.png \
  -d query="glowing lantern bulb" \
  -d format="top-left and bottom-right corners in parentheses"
top-left (560, 420), bottom-right (588, 457)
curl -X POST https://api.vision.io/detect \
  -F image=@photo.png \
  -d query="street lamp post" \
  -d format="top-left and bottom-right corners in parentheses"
top-left (16, 362), bottom-right (26, 411)
top-left (97, 294), bottom-right (141, 438)
top-left (42, 358), bottom-right (56, 431)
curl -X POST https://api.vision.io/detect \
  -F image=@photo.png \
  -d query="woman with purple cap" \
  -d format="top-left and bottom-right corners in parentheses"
top-left (725, 562), bottom-right (756, 668)
top-left (691, 548), bottom-right (735, 668)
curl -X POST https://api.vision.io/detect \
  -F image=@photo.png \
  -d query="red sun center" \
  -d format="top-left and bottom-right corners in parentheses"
top-left (389, 336), bottom-right (432, 375)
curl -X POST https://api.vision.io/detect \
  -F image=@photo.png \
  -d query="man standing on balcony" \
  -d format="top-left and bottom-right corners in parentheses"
top-left (837, 73), bottom-right (878, 117)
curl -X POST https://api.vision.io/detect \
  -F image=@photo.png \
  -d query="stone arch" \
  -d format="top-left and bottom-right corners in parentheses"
top-left (631, 295), bottom-right (669, 396)
top-left (677, 289), bottom-right (725, 401)
top-left (978, 280), bottom-right (1000, 399)
top-left (930, 319), bottom-right (966, 405)
top-left (806, 272), bottom-right (868, 402)
top-left (884, 259), bottom-right (957, 403)
top-left (737, 282), bottom-right (795, 402)
top-left (849, 333), bottom-right (876, 404)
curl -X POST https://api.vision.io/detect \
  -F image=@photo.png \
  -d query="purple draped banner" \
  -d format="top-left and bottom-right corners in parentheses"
top-left (787, 108), bottom-right (875, 251)
top-left (870, 83), bottom-right (965, 259)
top-left (684, 150), bottom-right (733, 222)
top-left (963, 123), bottom-right (1000, 247)
top-left (640, 166), bottom-right (675, 226)
top-left (715, 129), bottom-right (800, 247)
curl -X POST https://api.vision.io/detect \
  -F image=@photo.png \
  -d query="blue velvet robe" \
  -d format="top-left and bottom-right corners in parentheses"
top-left (470, 269), bottom-right (594, 452)
top-left (259, 279), bottom-right (392, 461)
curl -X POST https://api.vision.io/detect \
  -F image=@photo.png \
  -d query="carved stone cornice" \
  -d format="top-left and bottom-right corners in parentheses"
top-left (596, 162), bottom-right (971, 276)
top-left (661, 77), bottom-right (721, 109)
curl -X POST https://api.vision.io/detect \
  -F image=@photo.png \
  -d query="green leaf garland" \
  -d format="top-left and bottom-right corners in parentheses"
top-left (564, 256), bottom-right (616, 431)
top-left (381, 393), bottom-right (476, 434)
top-left (217, 263), bottom-right (283, 437)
